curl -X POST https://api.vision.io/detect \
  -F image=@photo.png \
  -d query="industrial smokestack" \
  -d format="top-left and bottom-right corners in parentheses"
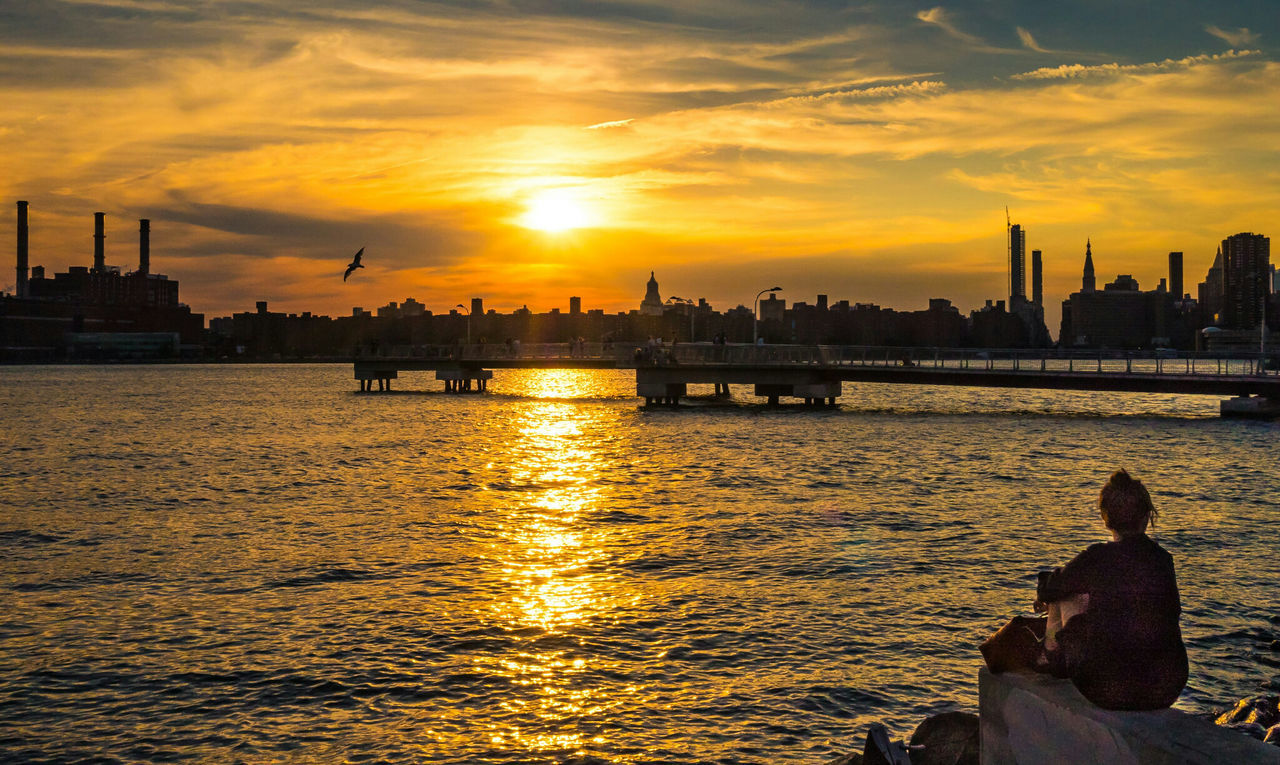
top-left (139, 219), bottom-right (150, 275)
top-left (16, 201), bottom-right (29, 298)
top-left (93, 212), bottom-right (106, 272)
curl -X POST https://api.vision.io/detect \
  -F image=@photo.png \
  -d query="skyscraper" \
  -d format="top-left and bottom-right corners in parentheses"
top-left (1168, 252), bottom-right (1183, 300)
top-left (1199, 247), bottom-right (1224, 324)
top-left (1220, 233), bottom-right (1270, 329)
top-left (15, 201), bottom-right (29, 298)
top-left (1031, 250), bottom-right (1043, 306)
top-left (1009, 224), bottom-right (1026, 303)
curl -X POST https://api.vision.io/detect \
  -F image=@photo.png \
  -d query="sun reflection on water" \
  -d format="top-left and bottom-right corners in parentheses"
top-left (478, 370), bottom-right (627, 756)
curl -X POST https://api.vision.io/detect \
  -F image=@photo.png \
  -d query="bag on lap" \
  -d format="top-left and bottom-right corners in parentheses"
top-left (980, 615), bottom-right (1046, 673)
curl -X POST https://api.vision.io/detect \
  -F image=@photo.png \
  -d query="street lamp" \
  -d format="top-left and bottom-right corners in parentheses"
top-left (754, 286), bottom-right (782, 344)
top-left (667, 296), bottom-right (694, 342)
top-left (455, 303), bottom-right (471, 345)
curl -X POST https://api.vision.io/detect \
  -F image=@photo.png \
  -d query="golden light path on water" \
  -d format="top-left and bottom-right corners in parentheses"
top-left (479, 370), bottom-right (636, 756)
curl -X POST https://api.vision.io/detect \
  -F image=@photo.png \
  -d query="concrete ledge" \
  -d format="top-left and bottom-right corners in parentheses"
top-left (979, 668), bottom-right (1279, 764)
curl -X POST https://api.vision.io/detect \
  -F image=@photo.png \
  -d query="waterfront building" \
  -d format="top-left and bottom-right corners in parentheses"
top-left (1196, 233), bottom-right (1272, 330)
top-left (1220, 233), bottom-right (1270, 329)
top-left (1059, 243), bottom-right (1193, 349)
top-left (400, 298), bottom-right (426, 317)
top-left (1, 203), bottom-right (203, 360)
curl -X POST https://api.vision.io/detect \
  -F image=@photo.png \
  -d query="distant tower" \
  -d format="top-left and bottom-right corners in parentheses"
top-left (1168, 251), bottom-right (1183, 299)
top-left (569, 296), bottom-right (582, 315)
top-left (1031, 250), bottom-right (1043, 306)
top-left (470, 297), bottom-right (483, 316)
top-left (1009, 224), bottom-right (1026, 303)
top-left (138, 219), bottom-right (150, 276)
top-left (1082, 239), bottom-right (1096, 293)
top-left (640, 271), bottom-right (663, 316)
top-left (15, 201), bottom-right (29, 297)
top-left (93, 212), bottom-right (106, 272)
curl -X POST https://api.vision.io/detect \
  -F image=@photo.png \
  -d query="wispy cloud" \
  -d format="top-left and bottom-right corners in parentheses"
top-left (753, 80), bottom-right (947, 109)
top-left (915, 6), bottom-right (1023, 55)
top-left (1012, 49), bottom-right (1260, 80)
top-left (1015, 27), bottom-right (1048, 53)
top-left (1205, 25), bottom-right (1259, 47)
top-left (916, 7), bottom-right (984, 46)
top-left (586, 119), bottom-right (634, 130)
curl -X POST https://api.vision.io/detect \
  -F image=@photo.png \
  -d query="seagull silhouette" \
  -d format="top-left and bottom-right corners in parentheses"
top-left (343, 248), bottom-right (365, 281)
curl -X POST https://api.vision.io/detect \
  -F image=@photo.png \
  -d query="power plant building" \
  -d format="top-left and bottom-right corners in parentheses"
top-left (2, 202), bottom-right (204, 360)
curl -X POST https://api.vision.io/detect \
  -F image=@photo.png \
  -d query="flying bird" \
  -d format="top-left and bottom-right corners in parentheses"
top-left (343, 248), bottom-right (365, 281)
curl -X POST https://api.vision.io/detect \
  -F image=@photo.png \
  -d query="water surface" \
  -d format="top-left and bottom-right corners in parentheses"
top-left (1, 365), bottom-right (1276, 763)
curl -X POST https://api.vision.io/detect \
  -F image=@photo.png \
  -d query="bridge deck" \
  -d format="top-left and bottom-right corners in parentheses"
top-left (353, 342), bottom-right (1280, 398)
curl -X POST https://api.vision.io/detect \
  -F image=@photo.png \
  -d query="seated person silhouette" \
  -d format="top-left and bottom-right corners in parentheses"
top-left (1031, 469), bottom-right (1189, 710)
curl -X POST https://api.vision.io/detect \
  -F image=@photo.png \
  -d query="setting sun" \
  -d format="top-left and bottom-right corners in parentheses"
top-left (520, 190), bottom-right (591, 232)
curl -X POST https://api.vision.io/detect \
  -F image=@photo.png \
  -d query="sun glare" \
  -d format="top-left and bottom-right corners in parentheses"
top-left (520, 190), bottom-right (591, 232)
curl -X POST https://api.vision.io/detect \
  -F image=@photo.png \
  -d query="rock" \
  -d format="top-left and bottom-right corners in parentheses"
top-left (1215, 695), bottom-right (1280, 729)
top-left (1266, 724), bottom-right (1280, 746)
top-left (908, 711), bottom-right (980, 765)
top-left (1224, 722), bottom-right (1267, 741)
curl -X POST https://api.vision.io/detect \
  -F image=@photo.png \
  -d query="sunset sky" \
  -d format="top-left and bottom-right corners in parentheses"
top-left (2, 1), bottom-right (1277, 331)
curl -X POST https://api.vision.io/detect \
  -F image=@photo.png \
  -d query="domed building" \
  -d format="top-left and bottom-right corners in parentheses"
top-left (640, 271), bottom-right (663, 316)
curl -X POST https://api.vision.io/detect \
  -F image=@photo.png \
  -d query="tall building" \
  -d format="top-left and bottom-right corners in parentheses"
top-left (1060, 256), bottom-right (1186, 349)
top-left (1009, 223), bottom-right (1026, 303)
top-left (15, 201), bottom-right (29, 297)
top-left (1220, 232), bottom-right (1270, 329)
top-left (1168, 252), bottom-right (1183, 300)
top-left (1082, 239), bottom-right (1096, 293)
top-left (640, 271), bottom-right (663, 316)
top-left (569, 296), bottom-right (581, 315)
top-left (470, 297), bottom-right (484, 316)
top-left (1031, 250), bottom-right (1043, 306)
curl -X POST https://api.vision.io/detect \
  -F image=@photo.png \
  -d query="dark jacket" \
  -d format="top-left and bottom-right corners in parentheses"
top-left (1037, 534), bottom-right (1188, 710)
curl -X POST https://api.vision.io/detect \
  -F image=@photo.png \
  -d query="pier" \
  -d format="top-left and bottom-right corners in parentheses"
top-left (353, 343), bottom-right (1280, 417)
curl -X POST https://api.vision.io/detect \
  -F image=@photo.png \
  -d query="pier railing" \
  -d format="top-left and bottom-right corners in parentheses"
top-left (371, 342), bottom-right (1280, 378)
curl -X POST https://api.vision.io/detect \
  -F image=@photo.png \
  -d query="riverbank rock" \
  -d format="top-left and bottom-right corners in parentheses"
top-left (1216, 695), bottom-right (1280, 732)
top-left (908, 711), bottom-right (979, 765)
